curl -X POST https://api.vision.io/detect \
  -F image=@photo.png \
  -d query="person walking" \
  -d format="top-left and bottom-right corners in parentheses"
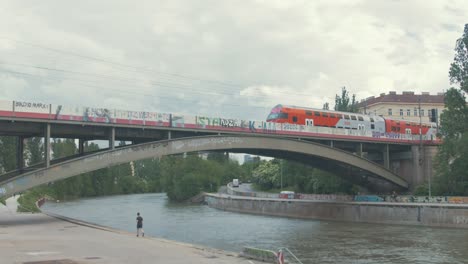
top-left (136, 212), bottom-right (144, 237)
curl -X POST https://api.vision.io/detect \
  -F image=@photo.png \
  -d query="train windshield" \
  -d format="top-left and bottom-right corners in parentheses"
top-left (267, 112), bottom-right (288, 120)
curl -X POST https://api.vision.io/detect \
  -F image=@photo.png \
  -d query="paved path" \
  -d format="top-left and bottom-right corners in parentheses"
top-left (0, 201), bottom-right (263, 264)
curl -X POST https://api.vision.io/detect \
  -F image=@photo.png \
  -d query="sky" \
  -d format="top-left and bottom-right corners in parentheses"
top-left (0, 0), bottom-right (467, 120)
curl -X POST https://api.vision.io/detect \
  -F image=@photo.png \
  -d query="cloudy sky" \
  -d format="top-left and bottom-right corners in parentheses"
top-left (0, 0), bottom-right (467, 120)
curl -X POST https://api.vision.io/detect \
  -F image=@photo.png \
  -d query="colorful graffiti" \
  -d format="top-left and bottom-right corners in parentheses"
top-left (0, 99), bottom-right (439, 143)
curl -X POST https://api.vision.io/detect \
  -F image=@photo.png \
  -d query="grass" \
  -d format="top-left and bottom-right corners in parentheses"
top-left (17, 186), bottom-right (55, 213)
top-left (0, 197), bottom-right (5, 206)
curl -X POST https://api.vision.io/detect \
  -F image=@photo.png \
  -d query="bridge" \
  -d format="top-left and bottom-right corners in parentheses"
top-left (0, 100), bottom-right (439, 197)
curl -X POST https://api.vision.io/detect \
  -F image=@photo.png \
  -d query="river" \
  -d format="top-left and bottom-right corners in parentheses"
top-left (42, 193), bottom-right (468, 264)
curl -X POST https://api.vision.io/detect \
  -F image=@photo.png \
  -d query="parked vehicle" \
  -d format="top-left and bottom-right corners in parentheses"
top-left (279, 191), bottom-right (295, 199)
top-left (232, 179), bottom-right (239, 187)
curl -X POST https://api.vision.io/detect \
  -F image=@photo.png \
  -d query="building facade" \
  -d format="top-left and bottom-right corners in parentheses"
top-left (356, 91), bottom-right (444, 124)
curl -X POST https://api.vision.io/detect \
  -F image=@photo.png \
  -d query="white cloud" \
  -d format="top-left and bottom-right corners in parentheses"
top-left (0, 0), bottom-right (467, 120)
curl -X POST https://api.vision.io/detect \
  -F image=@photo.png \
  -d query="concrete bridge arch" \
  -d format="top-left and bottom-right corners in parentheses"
top-left (0, 136), bottom-right (408, 197)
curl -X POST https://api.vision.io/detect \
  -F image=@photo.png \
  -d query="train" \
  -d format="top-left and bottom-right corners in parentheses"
top-left (266, 104), bottom-right (437, 138)
top-left (0, 100), bottom-right (439, 143)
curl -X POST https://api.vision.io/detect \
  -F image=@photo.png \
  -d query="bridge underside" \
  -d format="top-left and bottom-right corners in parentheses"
top-left (0, 136), bottom-right (408, 197)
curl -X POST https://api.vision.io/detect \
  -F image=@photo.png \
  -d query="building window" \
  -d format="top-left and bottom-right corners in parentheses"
top-left (414, 108), bottom-right (418, 116)
top-left (407, 109), bottom-right (411, 116)
top-left (388, 109), bottom-right (392, 116)
top-left (421, 109), bottom-right (425, 116)
top-left (400, 109), bottom-right (403, 116)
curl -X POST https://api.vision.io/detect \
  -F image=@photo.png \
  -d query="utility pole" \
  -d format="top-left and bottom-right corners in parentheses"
top-left (419, 98), bottom-right (431, 197)
top-left (280, 159), bottom-right (283, 191)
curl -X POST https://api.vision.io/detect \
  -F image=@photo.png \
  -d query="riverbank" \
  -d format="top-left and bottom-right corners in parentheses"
top-left (0, 199), bottom-right (262, 264)
top-left (206, 193), bottom-right (468, 228)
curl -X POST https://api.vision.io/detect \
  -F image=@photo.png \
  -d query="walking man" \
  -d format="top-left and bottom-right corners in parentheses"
top-left (136, 212), bottom-right (144, 237)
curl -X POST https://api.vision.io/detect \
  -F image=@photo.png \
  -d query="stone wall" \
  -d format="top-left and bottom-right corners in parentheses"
top-left (205, 194), bottom-right (468, 228)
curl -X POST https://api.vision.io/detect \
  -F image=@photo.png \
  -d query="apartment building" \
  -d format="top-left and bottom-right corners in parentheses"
top-left (356, 91), bottom-right (444, 124)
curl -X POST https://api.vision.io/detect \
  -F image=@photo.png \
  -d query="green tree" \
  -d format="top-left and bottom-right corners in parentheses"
top-left (334, 86), bottom-right (358, 112)
top-left (433, 24), bottom-right (468, 195)
top-left (0, 136), bottom-right (17, 173)
top-left (26, 137), bottom-right (43, 165)
top-left (449, 24), bottom-right (468, 93)
top-left (252, 160), bottom-right (280, 190)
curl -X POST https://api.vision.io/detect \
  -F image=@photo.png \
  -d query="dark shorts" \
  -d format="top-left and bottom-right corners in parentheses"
top-left (137, 224), bottom-right (142, 228)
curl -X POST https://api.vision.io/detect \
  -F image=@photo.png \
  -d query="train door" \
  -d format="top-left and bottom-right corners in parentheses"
top-left (305, 119), bottom-right (314, 127)
top-left (358, 124), bottom-right (365, 134)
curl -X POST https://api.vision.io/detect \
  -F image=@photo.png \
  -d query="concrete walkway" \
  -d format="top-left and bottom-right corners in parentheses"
top-left (0, 201), bottom-right (263, 264)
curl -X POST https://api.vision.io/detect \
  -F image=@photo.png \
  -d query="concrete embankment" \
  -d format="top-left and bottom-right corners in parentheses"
top-left (0, 197), bottom-right (264, 264)
top-left (205, 193), bottom-right (468, 228)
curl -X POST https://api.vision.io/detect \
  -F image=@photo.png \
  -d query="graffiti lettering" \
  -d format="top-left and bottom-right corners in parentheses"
top-left (249, 121), bottom-right (257, 132)
top-left (220, 118), bottom-right (241, 128)
top-left (15, 101), bottom-right (49, 109)
top-left (197, 116), bottom-right (221, 127)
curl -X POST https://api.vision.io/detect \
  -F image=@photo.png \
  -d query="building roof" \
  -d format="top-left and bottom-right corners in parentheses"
top-left (356, 91), bottom-right (444, 108)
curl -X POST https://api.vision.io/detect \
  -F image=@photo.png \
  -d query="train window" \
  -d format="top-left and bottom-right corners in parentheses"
top-left (370, 118), bottom-right (374, 122)
top-left (358, 116), bottom-right (364, 121)
top-left (371, 124), bottom-right (375, 129)
top-left (338, 114), bottom-right (343, 119)
top-left (406, 122), bottom-right (410, 126)
top-left (397, 127), bottom-right (401, 132)
top-left (391, 126), bottom-right (396, 132)
top-left (330, 113), bottom-right (335, 118)
top-left (314, 111), bottom-right (320, 116)
top-left (351, 116), bottom-right (357, 120)
top-left (322, 113), bottom-right (328, 117)
top-left (305, 111), bottom-right (312, 116)
top-left (344, 115), bottom-right (350, 120)
top-left (292, 116), bottom-right (298, 123)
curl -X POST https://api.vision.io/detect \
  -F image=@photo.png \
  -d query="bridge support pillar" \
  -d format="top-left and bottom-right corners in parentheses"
top-left (383, 144), bottom-right (390, 169)
top-left (330, 140), bottom-right (334, 148)
top-left (79, 139), bottom-right (85, 155)
top-left (16, 136), bottom-right (24, 170)
top-left (44, 123), bottom-right (50, 168)
top-left (168, 131), bottom-right (172, 140)
top-left (356, 143), bottom-right (363, 157)
top-left (109, 127), bottom-right (115, 150)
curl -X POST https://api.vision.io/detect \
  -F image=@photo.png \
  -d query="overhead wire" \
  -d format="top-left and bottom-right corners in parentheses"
top-left (0, 67), bottom-right (273, 112)
top-left (0, 36), bottom-right (244, 88)
top-left (0, 37), bottom-right (314, 99)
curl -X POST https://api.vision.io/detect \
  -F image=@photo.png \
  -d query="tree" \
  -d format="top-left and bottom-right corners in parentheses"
top-left (433, 24), bottom-right (468, 195)
top-left (0, 136), bottom-right (17, 173)
top-left (334, 86), bottom-right (358, 112)
top-left (252, 160), bottom-right (280, 190)
top-left (26, 137), bottom-right (43, 165)
top-left (449, 24), bottom-right (468, 93)
top-left (322, 102), bottom-right (329, 110)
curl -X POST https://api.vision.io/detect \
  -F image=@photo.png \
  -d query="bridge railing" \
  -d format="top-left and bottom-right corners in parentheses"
top-left (0, 99), bottom-right (440, 144)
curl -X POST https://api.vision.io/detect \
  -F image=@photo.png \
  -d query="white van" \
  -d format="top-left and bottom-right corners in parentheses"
top-left (232, 179), bottom-right (239, 187)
